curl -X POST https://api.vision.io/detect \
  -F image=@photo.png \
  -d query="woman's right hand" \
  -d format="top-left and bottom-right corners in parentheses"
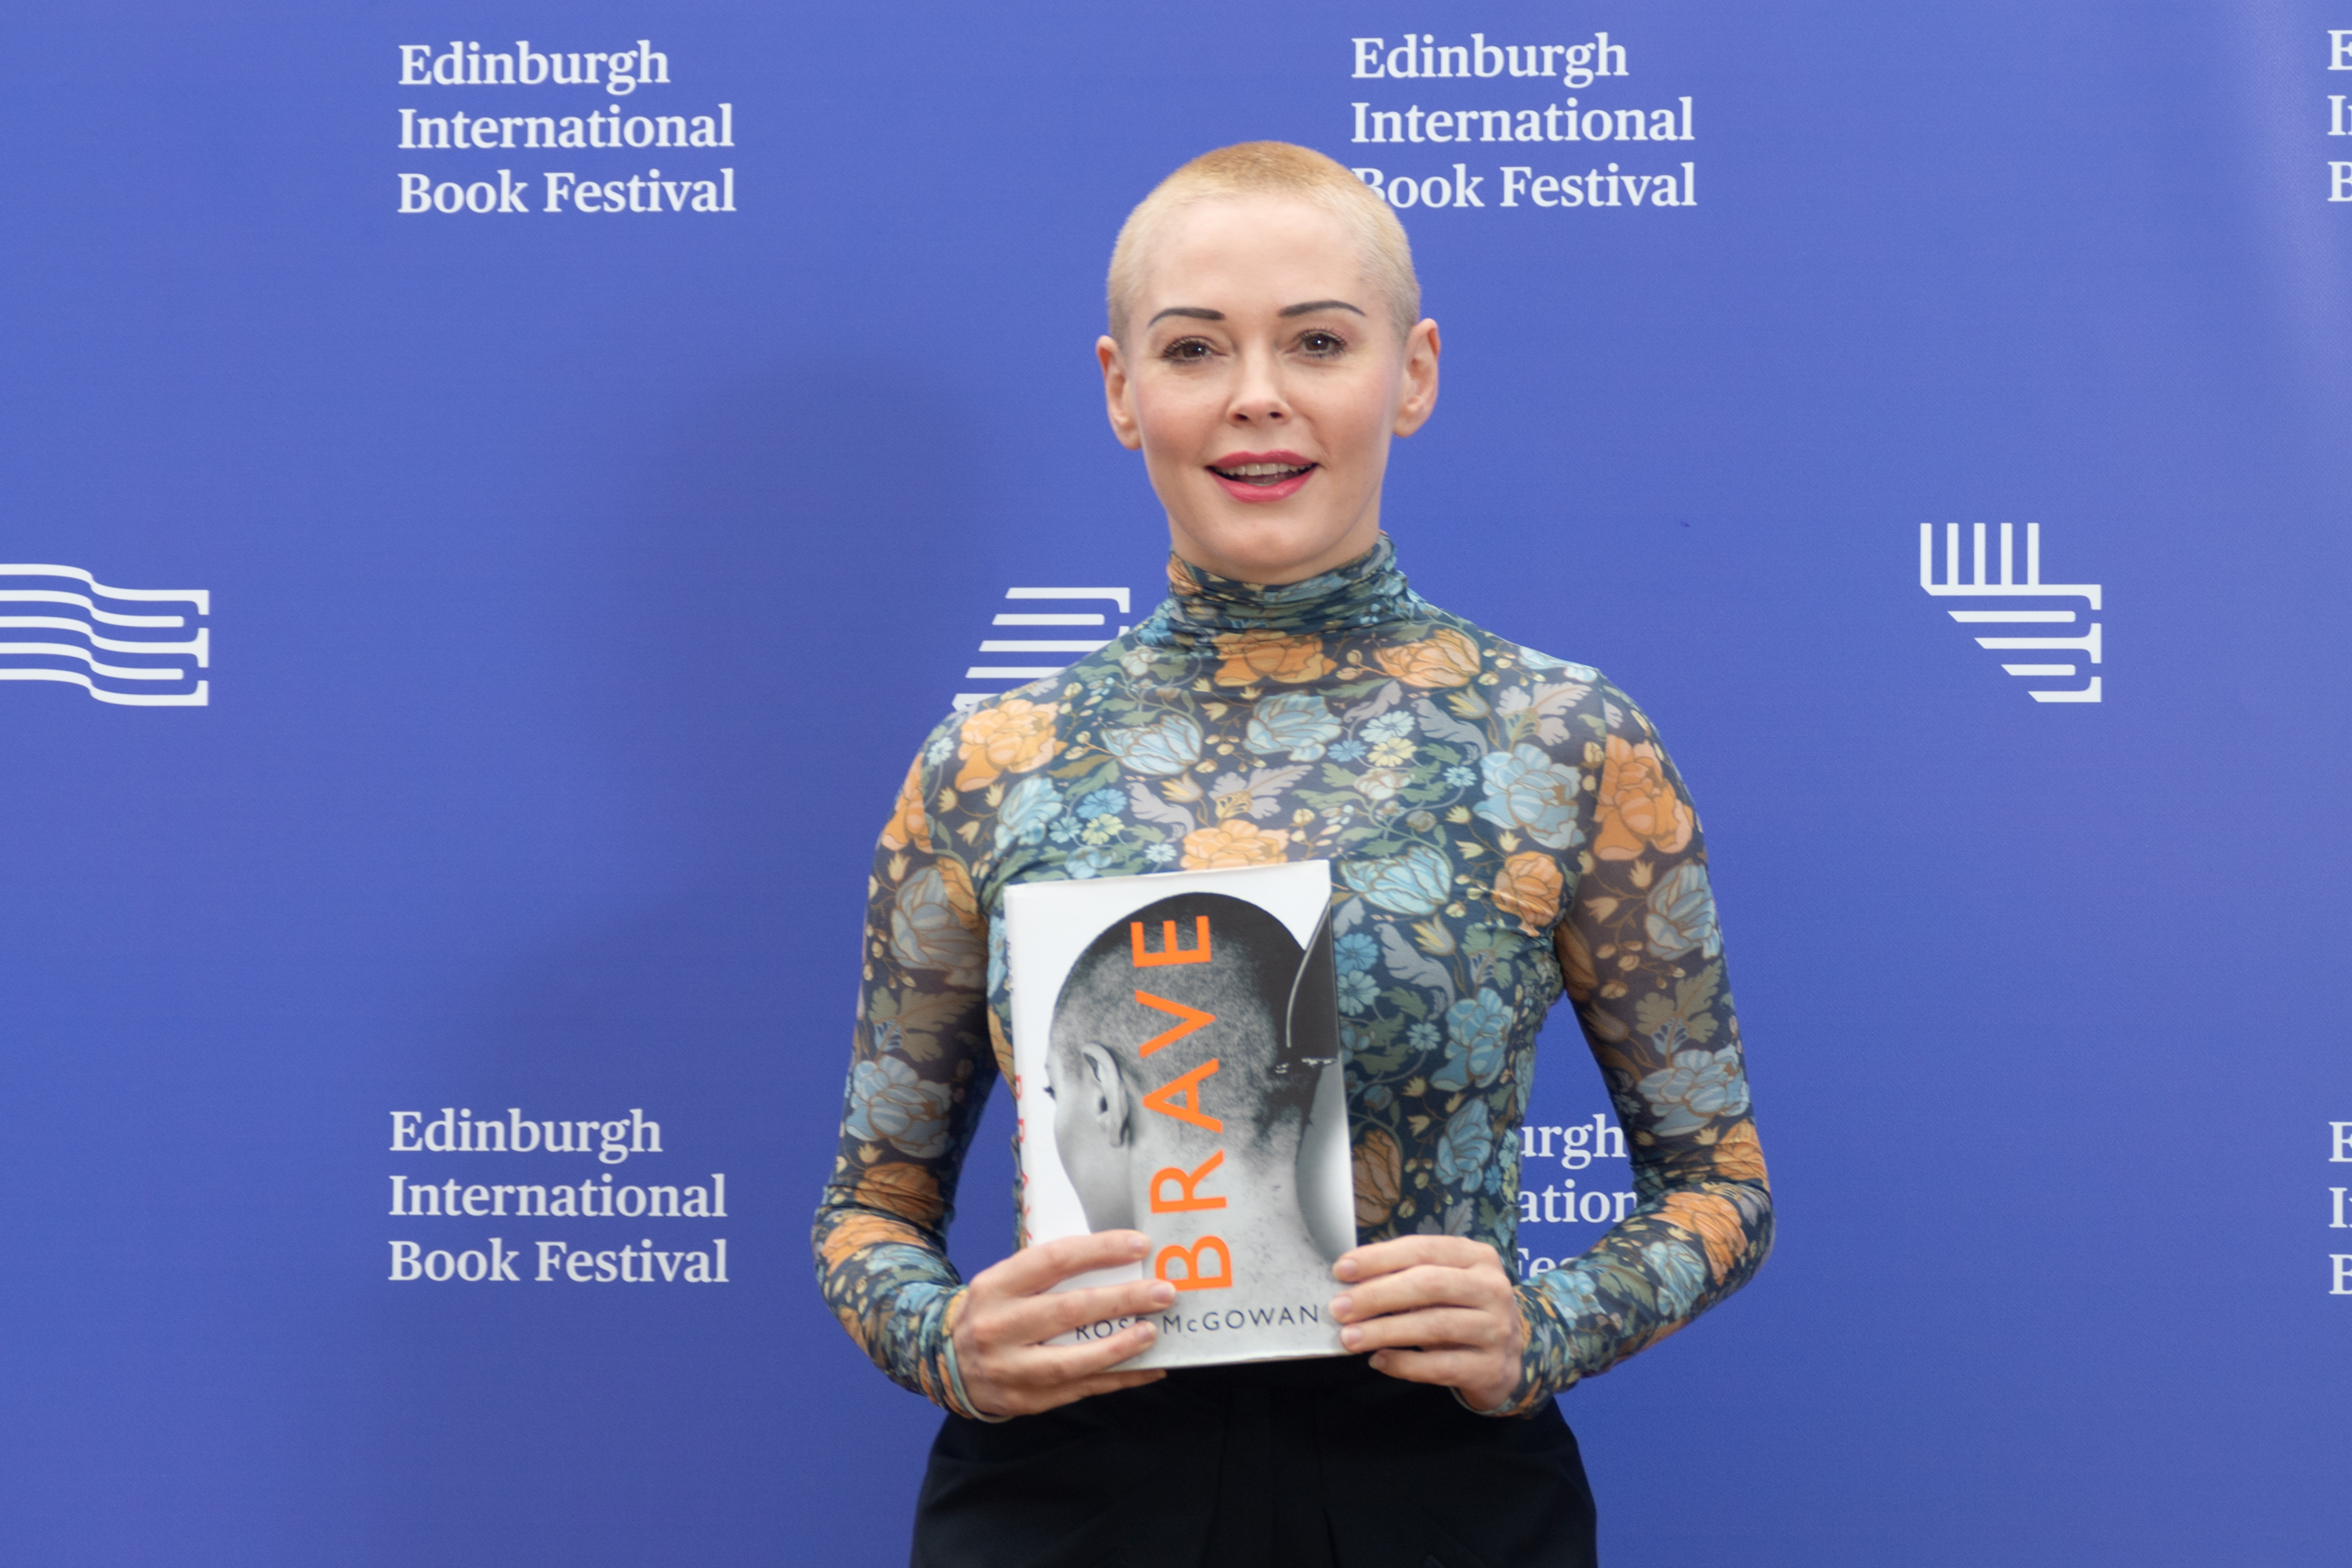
top-left (952, 1231), bottom-right (1176, 1417)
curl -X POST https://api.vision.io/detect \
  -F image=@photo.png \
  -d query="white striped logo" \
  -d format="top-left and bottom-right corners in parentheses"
top-left (0, 564), bottom-right (210, 706)
top-left (1918, 524), bottom-right (2101, 704)
top-left (953, 586), bottom-right (1132, 712)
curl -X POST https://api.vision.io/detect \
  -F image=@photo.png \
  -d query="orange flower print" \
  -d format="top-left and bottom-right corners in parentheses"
top-left (1373, 626), bottom-right (1479, 688)
top-left (1211, 630), bottom-right (1336, 688)
top-left (936, 856), bottom-right (982, 936)
top-left (986, 1008), bottom-right (1014, 1077)
top-left (1658, 1192), bottom-right (1748, 1283)
top-left (819, 1212), bottom-right (918, 1271)
top-left (954, 698), bottom-right (1061, 790)
top-left (1180, 820), bottom-right (1290, 869)
top-left (1353, 1128), bottom-right (1403, 1230)
top-left (855, 1161), bottom-right (946, 1229)
top-left (879, 757), bottom-right (931, 852)
top-left (1592, 736), bottom-right (1694, 861)
top-left (1554, 922), bottom-right (1599, 1001)
top-left (1711, 1120), bottom-right (1769, 1185)
top-left (1492, 851), bottom-right (1564, 935)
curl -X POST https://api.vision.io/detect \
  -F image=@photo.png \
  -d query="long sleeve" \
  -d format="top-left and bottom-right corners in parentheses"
top-left (1497, 691), bottom-right (1773, 1412)
top-left (812, 540), bottom-right (1769, 1424)
top-left (811, 720), bottom-right (1001, 1417)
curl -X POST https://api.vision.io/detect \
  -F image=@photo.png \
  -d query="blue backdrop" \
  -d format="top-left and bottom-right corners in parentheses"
top-left (4, 2), bottom-right (2347, 1563)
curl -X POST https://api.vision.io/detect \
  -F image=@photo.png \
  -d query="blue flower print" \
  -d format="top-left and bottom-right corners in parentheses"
top-left (1340, 843), bottom-right (1454, 915)
top-left (1075, 786), bottom-right (1126, 821)
top-left (1539, 1267), bottom-right (1602, 1319)
top-left (1363, 711), bottom-right (1416, 743)
top-left (1642, 1239), bottom-right (1707, 1319)
top-left (994, 775), bottom-right (1063, 851)
top-left (1443, 764), bottom-right (1476, 788)
top-left (1065, 845), bottom-right (1120, 880)
top-left (1432, 987), bottom-right (1510, 1090)
top-left (1521, 649), bottom-right (1600, 683)
top-left (1102, 712), bottom-right (1203, 775)
top-left (1406, 1019), bottom-right (1441, 1053)
top-left (887, 867), bottom-right (985, 989)
top-left (1637, 1047), bottom-right (1751, 1137)
top-left (923, 730), bottom-right (956, 765)
top-left (1327, 739), bottom-right (1369, 762)
top-left (846, 1057), bottom-right (953, 1159)
top-left (1243, 691), bottom-right (1343, 760)
top-left (1336, 970), bottom-right (1379, 1014)
top-left (1334, 931), bottom-right (1380, 974)
top-left (1433, 1100), bottom-right (1494, 1189)
top-left (1644, 862), bottom-right (1722, 960)
top-left (1475, 743), bottom-right (1585, 851)
top-left (1142, 841), bottom-right (1177, 864)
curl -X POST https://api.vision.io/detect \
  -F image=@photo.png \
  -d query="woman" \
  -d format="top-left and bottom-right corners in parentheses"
top-left (813, 141), bottom-right (1771, 1567)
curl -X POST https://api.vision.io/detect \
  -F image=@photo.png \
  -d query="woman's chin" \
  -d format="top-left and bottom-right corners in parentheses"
top-left (1171, 511), bottom-right (1374, 585)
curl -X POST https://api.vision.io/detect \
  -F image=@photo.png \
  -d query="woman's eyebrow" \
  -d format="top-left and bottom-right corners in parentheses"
top-left (1147, 306), bottom-right (1224, 325)
top-left (1279, 299), bottom-right (1366, 318)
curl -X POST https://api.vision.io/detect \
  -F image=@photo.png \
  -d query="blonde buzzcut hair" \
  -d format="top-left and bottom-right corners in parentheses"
top-left (1105, 141), bottom-right (1420, 345)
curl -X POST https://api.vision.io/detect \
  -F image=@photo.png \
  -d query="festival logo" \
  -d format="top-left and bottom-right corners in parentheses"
top-left (1917, 524), bottom-right (2102, 704)
top-left (0, 564), bottom-right (209, 706)
top-left (954, 585), bottom-right (1132, 711)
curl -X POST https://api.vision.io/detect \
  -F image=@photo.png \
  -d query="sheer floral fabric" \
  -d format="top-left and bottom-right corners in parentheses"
top-left (811, 536), bottom-right (1771, 1418)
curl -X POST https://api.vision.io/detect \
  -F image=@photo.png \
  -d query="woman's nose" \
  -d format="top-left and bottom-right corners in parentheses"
top-left (1227, 351), bottom-right (1289, 423)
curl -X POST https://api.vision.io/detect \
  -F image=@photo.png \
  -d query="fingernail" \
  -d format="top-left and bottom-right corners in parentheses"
top-left (1330, 1294), bottom-right (1352, 1319)
top-left (1149, 1283), bottom-right (1176, 1307)
top-left (1341, 1327), bottom-right (1362, 1348)
top-left (1138, 1321), bottom-right (1157, 1340)
top-left (1334, 1258), bottom-right (1359, 1281)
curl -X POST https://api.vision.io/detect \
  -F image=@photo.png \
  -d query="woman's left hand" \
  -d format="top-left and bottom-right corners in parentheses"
top-left (1330, 1236), bottom-right (1528, 1412)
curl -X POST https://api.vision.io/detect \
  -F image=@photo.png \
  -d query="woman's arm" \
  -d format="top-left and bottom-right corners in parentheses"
top-left (811, 720), bottom-right (1174, 1418)
top-left (810, 730), bottom-right (1001, 1417)
top-left (1504, 690), bottom-right (1774, 1412)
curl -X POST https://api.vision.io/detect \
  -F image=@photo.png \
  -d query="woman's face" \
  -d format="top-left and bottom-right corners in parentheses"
top-left (1098, 194), bottom-right (1439, 585)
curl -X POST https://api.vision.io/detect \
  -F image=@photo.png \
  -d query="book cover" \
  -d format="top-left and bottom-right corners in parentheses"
top-left (1004, 861), bottom-right (1354, 1369)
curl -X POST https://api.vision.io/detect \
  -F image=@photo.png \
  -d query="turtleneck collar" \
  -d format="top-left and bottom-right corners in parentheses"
top-left (1143, 533), bottom-right (1425, 644)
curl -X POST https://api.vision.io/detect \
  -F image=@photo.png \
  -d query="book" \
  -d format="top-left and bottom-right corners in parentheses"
top-left (1004, 860), bottom-right (1355, 1369)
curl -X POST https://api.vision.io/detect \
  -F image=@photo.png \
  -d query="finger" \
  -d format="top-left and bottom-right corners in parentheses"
top-left (982, 1285), bottom-right (1172, 1359)
top-left (1364, 1347), bottom-right (1504, 1392)
top-left (1334, 1234), bottom-right (1497, 1282)
top-left (975, 1231), bottom-right (1154, 1298)
top-left (1338, 1306), bottom-right (1504, 1355)
top-left (974, 1307), bottom-right (1167, 1382)
top-left (964, 1316), bottom-right (1159, 1414)
top-left (996, 1316), bottom-right (1162, 1378)
top-left (978, 1323), bottom-right (1163, 1414)
top-left (1331, 1264), bottom-right (1509, 1322)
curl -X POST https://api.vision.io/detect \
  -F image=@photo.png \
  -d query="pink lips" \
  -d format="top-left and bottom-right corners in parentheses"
top-left (1207, 449), bottom-right (1317, 504)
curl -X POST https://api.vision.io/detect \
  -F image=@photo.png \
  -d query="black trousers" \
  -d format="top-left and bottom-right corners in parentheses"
top-left (910, 1355), bottom-right (1597, 1568)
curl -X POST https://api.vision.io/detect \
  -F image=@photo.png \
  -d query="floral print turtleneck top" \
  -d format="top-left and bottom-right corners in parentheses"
top-left (812, 535), bottom-right (1771, 1419)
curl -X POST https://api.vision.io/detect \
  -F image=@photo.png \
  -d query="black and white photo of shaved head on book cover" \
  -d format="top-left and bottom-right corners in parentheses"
top-left (1006, 862), bottom-right (1356, 1368)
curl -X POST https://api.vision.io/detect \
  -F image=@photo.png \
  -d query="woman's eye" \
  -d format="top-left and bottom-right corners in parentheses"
top-left (1160, 337), bottom-right (1214, 362)
top-left (1298, 331), bottom-right (1346, 356)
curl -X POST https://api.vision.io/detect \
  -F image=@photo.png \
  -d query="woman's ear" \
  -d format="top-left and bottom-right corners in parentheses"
top-left (1077, 1043), bottom-right (1131, 1145)
top-left (1392, 318), bottom-right (1441, 437)
top-left (1098, 336), bottom-right (1143, 451)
